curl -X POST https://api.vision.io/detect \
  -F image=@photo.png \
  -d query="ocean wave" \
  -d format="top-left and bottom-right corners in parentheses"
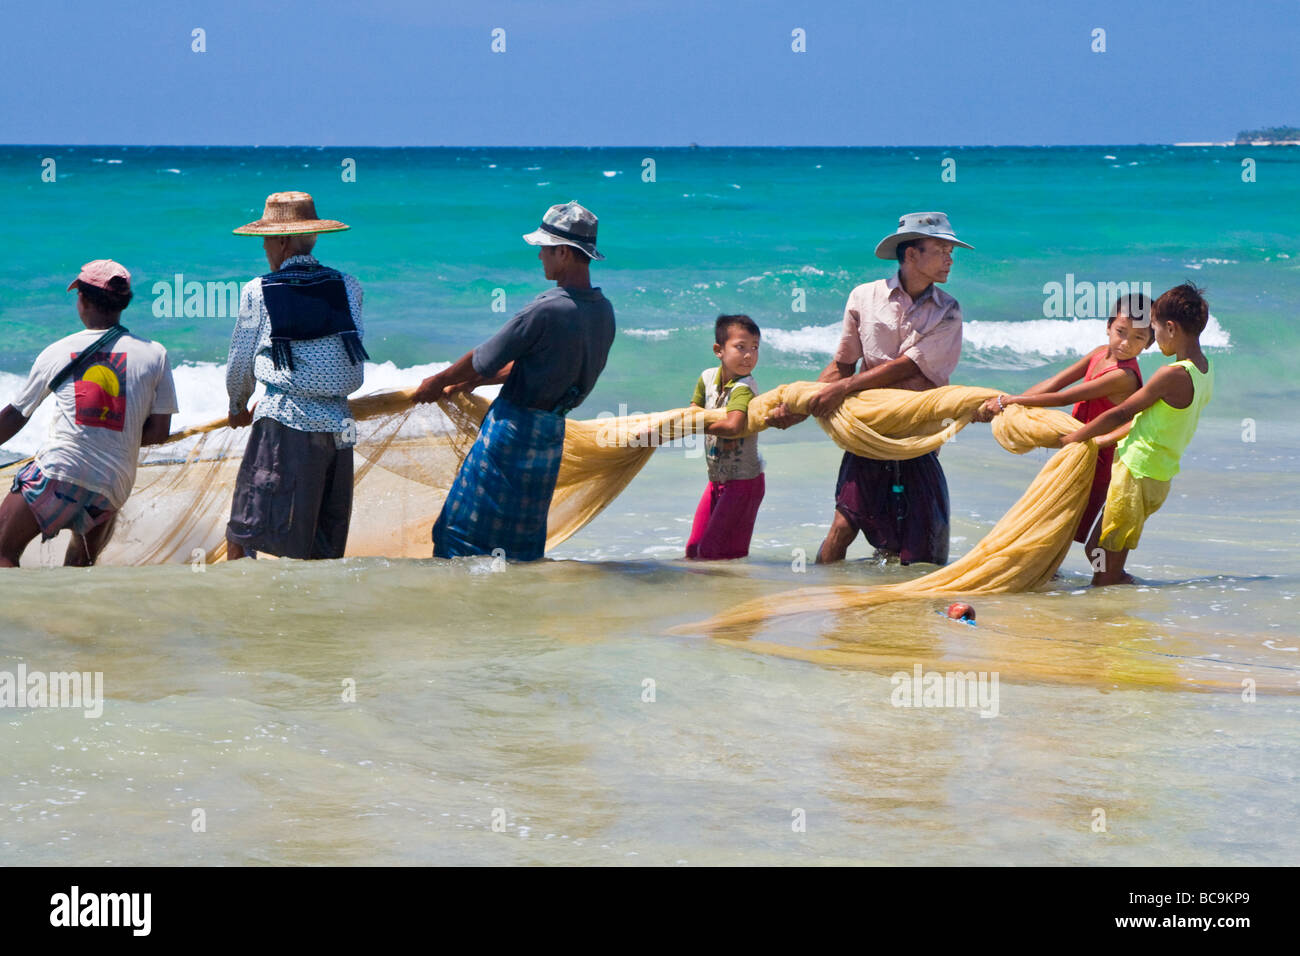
top-left (623, 328), bottom-right (677, 339)
top-left (763, 315), bottom-right (1231, 367)
top-left (0, 359), bottom-right (456, 458)
top-left (1184, 258), bottom-right (1239, 269)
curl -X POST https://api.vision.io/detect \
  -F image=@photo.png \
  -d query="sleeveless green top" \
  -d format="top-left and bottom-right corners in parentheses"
top-left (1118, 358), bottom-right (1213, 481)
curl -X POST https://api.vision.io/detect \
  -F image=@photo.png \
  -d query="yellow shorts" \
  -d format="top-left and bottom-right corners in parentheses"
top-left (1098, 458), bottom-right (1171, 552)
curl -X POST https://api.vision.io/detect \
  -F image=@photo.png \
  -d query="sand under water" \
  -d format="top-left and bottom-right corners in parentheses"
top-left (2, 420), bottom-right (1296, 865)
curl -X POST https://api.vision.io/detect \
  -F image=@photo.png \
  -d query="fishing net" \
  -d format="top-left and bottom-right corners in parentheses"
top-left (678, 382), bottom-right (1096, 634)
top-left (0, 381), bottom-right (1090, 575)
top-left (9, 381), bottom-right (1291, 692)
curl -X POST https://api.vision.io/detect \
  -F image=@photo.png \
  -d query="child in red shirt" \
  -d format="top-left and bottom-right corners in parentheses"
top-left (982, 293), bottom-right (1154, 545)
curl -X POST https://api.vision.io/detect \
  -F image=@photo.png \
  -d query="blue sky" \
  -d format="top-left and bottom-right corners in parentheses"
top-left (2, 0), bottom-right (1296, 146)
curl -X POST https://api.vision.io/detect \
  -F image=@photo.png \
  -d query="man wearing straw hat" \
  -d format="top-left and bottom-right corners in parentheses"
top-left (413, 201), bottom-right (615, 562)
top-left (0, 260), bottom-right (177, 566)
top-left (769, 212), bottom-right (971, 566)
top-left (225, 191), bottom-right (366, 561)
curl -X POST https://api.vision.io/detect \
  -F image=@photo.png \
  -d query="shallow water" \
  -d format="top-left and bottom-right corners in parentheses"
top-left (2, 424), bottom-right (1297, 865)
top-left (1, 144), bottom-right (1296, 863)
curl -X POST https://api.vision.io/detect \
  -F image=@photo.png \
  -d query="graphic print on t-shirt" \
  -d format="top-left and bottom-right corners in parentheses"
top-left (72, 350), bottom-right (127, 431)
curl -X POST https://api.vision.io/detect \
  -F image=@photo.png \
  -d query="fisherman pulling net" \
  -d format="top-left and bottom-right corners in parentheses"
top-left (0, 380), bottom-right (1097, 601)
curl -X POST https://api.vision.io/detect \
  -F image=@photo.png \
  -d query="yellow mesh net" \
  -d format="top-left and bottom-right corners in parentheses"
top-left (4, 381), bottom-right (1291, 692)
top-left (0, 382), bottom-right (1080, 568)
top-left (680, 382), bottom-right (1096, 633)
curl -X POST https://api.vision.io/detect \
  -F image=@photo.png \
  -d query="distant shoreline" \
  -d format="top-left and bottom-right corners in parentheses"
top-left (1175, 141), bottom-right (1300, 147)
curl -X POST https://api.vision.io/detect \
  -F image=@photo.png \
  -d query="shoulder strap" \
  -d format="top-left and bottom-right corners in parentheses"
top-left (48, 325), bottom-right (129, 393)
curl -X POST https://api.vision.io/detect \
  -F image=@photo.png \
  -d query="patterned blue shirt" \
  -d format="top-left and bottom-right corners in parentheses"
top-left (226, 254), bottom-right (365, 444)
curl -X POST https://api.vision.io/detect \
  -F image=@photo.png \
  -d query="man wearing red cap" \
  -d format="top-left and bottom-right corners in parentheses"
top-left (0, 260), bottom-right (178, 567)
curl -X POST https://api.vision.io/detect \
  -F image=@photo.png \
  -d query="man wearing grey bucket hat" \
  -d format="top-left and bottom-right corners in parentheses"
top-left (414, 201), bottom-right (616, 562)
top-left (769, 211), bottom-right (972, 566)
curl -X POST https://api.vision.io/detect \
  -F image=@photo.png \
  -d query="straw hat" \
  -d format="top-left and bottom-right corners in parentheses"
top-left (874, 211), bottom-right (972, 260)
top-left (233, 191), bottom-right (350, 236)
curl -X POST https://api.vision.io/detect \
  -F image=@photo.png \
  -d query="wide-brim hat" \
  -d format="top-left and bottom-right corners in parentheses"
top-left (233, 191), bottom-right (350, 236)
top-left (874, 211), bottom-right (972, 260)
top-left (523, 200), bottom-right (604, 260)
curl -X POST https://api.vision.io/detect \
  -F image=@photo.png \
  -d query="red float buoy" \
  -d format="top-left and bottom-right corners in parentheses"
top-left (946, 602), bottom-right (976, 622)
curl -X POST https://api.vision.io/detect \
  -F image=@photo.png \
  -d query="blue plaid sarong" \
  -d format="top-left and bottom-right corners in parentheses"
top-left (432, 397), bottom-right (566, 561)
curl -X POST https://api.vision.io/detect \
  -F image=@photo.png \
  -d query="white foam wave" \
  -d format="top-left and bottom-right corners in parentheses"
top-left (764, 315), bottom-right (1231, 366)
top-left (623, 328), bottom-right (676, 339)
top-left (0, 359), bottom-right (456, 458)
top-left (763, 325), bottom-right (842, 355)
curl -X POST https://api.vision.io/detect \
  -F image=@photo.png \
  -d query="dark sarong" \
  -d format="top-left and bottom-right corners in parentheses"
top-left (227, 418), bottom-right (353, 559)
top-left (432, 397), bottom-right (565, 562)
top-left (834, 450), bottom-right (950, 565)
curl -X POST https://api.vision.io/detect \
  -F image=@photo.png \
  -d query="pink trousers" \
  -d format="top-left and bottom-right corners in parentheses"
top-left (685, 473), bottom-right (765, 560)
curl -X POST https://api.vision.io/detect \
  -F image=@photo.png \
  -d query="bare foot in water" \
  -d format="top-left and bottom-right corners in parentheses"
top-left (1091, 571), bottom-right (1137, 587)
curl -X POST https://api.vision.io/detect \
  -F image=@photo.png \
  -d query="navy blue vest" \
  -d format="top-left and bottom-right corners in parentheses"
top-left (260, 263), bottom-right (368, 371)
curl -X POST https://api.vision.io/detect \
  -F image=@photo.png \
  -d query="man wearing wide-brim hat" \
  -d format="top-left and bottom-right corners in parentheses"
top-left (225, 191), bottom-right (367, 561)
top-left (769, 211), bottom-right (972, 566)
top-left (412, 200), bottom-right (616, 562)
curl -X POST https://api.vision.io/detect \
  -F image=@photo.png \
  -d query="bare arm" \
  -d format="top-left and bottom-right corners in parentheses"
top-left (769, 360), bottom-right (848, 428)
top-left (705, 409), bottom-right (748, 438)
top-left (1005, 368), bottom-right (1137, 409)
top-left (141, 413), bottom-right (172, 446)
top-left (807, 354), bottom-right (922, 417)
top-left (445, 360), bottom-right (514, 395)
top-left (0, 404), bottom-right (28, 447)
top-left (1023, 350), bottom-right (1096, 397)
top-left (1061, 365), bottom-right (1190, 446)
top-left (412, 351), bottom-right (478, 404)
top-left (817, 359), bottom-right (854, 383)
top-left (768, 356), bottom-right (923, 426)
top-left (1095, 420), bottom-right (1133, 449)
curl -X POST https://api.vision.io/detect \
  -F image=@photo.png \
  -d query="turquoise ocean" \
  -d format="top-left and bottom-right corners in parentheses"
top-left (1, 146), bottom-right (1298, 865)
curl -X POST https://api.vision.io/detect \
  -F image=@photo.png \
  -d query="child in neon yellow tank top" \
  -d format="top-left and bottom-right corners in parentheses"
top-left (1060, 282), bottom-right (1213, 586)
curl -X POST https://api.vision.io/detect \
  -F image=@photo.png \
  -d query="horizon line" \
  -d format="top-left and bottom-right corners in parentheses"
top-left (1, 141), bottom-right (1279, 150)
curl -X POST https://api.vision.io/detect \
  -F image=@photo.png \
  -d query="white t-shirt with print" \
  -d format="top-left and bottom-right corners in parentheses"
top-left (10, 328), bottom-right (179, 509)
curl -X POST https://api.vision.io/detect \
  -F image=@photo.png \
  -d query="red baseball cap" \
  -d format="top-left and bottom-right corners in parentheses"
top-left (67, 259), bottom-right (132, 292)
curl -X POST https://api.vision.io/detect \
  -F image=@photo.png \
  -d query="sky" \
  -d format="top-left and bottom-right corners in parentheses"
top-left (1, 0), bottom-right (1296, 146)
